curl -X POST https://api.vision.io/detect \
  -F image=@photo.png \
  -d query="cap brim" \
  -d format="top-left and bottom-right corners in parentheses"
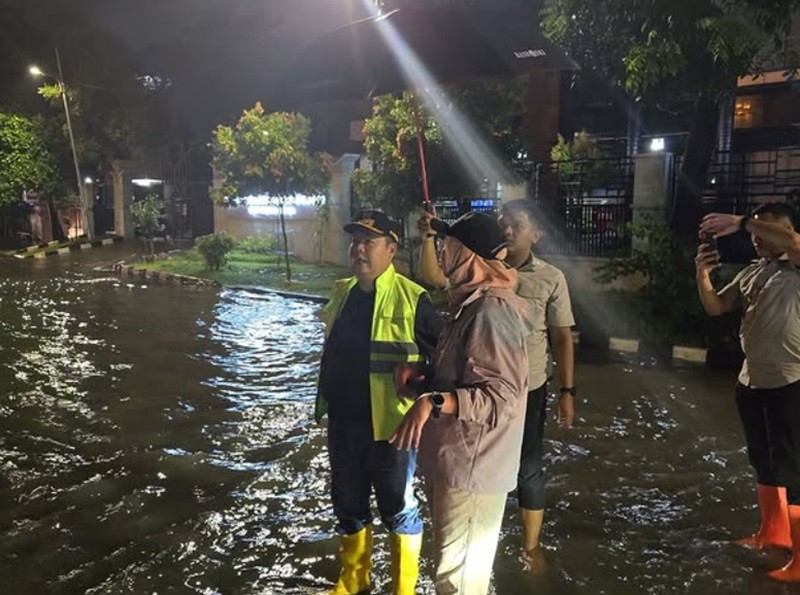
top-left (344, 222), bottom-right (385, 237)
top-left (343, 222), bottom-right (399, 242)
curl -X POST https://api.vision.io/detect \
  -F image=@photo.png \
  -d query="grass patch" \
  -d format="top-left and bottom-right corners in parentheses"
top-left (138, 248), bottom-right (349, 296)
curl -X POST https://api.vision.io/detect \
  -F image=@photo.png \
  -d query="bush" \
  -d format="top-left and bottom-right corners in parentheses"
top-left (237, 234), bottom-right (276, 254)
top-left (196, 232), bottom-right (236, 270)
top-left (594, 221), bottom-right (705, 345)
top-left (550, 131), bottom-right (612, 190)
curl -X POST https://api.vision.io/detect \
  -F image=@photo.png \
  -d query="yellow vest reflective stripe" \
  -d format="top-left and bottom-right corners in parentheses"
top-left (316, 264), bottom-right (426, 440)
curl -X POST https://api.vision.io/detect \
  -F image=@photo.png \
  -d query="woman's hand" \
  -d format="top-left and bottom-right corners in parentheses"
top-left (389, 394), bottom-right (433, 451)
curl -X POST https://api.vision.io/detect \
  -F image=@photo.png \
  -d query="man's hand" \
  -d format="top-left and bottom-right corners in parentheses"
top-left (393, 363), bottom-right (426, 403)
top-left (388, 395), bottom-right (433, 451)
top-left (695, 243), bottom-right (720, 277)
top-left (699, 213), bottom-right (743, 238)
top-left (557, 393), bottom-right (574, 429)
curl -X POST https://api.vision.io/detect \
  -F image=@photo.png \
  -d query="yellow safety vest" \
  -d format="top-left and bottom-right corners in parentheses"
top-left (316, 264), bottom-right (426, 441)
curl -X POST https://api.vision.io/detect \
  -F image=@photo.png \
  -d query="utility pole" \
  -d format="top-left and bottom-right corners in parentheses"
top-left (54, 47), bottom-right (92, 240)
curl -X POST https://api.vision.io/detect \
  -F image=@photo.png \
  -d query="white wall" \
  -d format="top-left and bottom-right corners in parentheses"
top-left (212, 154), bottom-right (360, 267)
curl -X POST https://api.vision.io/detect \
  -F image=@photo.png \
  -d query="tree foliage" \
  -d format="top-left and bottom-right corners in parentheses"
top-left (352, 81), bottom-right (526, 218)
top-left (211, 103), bottom-right (332, 282)
top-left (0, 112), bottom-right (59, 207)
top-left (1, 0), bottom-right (192, 177)
top-left (129, 193), bottom-right (165, 259)
top-left (351, 94), bottom-right (445, 218)
top-left (212, 103), bottom-right (331, 204)
top-left (550, 131), bottom-right (612, 189)
top-left (542, 0), bottom-right (800, 101)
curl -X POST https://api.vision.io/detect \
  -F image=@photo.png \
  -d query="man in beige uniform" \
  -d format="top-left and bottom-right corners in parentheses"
top-left (698, 202), bottom-right (800, 582)
top-left (498, 199), bottom-right (576, 562)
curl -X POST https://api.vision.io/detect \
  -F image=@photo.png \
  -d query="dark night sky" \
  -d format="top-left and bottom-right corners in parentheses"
top-left (92, 0), bottom-right (373, 131)
top-left (1, 0), bottom-right (373, 137)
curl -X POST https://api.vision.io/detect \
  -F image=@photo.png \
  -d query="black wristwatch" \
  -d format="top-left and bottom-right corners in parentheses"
top-left (430, 392), bottom-right (445, 418)
top-left (739, 215), bottom-right (750, 232)
top-left (559, 386), bottom-right (577, 397)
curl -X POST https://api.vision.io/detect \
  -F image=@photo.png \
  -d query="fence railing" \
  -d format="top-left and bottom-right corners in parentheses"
top-left (428, 158), bottom-right (636, 258)
top-left (533, 201), bottom-right (633, 257)
top-left (673, 147), bottom-right (800, 215)
top-left (431, 196), bottom-right (632, 258)
top-left (533, 156), bottom-right (635, 257)
top-left (535, 156), bottom-right (635, 202)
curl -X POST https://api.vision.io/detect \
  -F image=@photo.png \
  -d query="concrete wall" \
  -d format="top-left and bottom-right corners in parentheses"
top-left (213, 154), bottom-right (359, 267)
top-left (111, 160), bottom-right (136, 239)
top-left (632, 153), bottom-right (673, 224)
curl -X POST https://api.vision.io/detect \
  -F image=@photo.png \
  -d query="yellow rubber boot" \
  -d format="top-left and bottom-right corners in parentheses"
top-left (389, 532), bottom-right (422, 595)
top-left (769, 505), bottom-right (800, 581)
top-left (325, 526), bottom-right (373, 595)
top-left (737, 484), bottom-right (792, 549)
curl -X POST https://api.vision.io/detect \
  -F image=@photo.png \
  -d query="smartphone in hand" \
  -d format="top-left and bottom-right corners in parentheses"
top-left (700, 232), bottom-right (720, 262)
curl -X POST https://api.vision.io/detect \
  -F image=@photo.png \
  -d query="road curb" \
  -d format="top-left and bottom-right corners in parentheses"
top-left (609, 336), bottom-right (710, 365)
top-left (14, 236), bottom-right (122, 259)
top-left (112, 263), bottom-right (220, 287)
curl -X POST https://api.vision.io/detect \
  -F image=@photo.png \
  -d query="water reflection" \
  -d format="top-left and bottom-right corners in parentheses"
top-left (0, 260), bottom-right (790, 594)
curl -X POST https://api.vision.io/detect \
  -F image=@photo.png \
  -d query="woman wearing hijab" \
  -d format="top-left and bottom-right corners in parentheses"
top-left (390, 211), bottom-right (533, 595)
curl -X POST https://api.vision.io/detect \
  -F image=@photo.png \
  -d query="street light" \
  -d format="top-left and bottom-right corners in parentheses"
top-left (29, 48), bottom-right (92, 240)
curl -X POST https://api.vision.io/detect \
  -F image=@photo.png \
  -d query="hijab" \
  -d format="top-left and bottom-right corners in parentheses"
top-left (441, 236), bottom-right (517, 306)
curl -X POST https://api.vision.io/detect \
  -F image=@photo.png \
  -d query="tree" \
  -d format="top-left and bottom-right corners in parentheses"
top-left (211, 103), bottom-right (331, 283)
top-left (352, 81), bottom-right (527, 218)
top-left (541, 0), bottom-right (800, 240)
top-left (352, 94), bottom-right (448, 218)
top-left (0, 112), bottom-right (59, 207)
top-left (129, 194), bottom-right (165, 260)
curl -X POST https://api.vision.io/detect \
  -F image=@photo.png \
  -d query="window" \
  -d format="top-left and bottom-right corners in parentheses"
top-left (734, 96), bottom-right (764, 129)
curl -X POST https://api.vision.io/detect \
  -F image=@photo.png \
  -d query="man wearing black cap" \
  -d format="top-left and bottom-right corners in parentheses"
top-left (315, 209), bottom-right (442, 595)
top-left (391, 211), bottom-right (533, 595)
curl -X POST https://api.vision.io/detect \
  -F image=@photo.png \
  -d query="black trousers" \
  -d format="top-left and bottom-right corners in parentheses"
top-left (735, 379), bottom-right (800, 504)
top-left (517, 382), bottom-right (548, 510)
top-left (327, 418), bottom-right (422, 536)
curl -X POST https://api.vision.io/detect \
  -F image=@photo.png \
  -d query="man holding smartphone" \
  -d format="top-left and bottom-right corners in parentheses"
top-left (697, 202), bottom-right (800, 582)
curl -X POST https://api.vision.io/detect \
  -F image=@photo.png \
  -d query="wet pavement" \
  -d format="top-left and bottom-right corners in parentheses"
top-left (0, 249), bottom-right (797, 594)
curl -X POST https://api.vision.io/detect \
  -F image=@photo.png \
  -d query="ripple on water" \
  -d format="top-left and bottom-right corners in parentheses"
top-left (0, 271), bottom-right (771, 594)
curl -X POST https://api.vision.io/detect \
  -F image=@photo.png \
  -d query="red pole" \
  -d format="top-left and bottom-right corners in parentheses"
top-left (410, 94), bottom-right (431, 207)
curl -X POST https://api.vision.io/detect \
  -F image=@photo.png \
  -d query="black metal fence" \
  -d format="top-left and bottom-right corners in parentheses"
top-left (532, 156), bottom-right (635, 257)
top-left (429, 158), bottom-right (635, 258)
top-left (673, 147), bottom-right (800, 215)
top-left (93, 206), bottom-right (114, 236)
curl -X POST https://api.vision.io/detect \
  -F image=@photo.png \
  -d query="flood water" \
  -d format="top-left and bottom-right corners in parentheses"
top-left (1, 250), bottom-right (798, 594)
